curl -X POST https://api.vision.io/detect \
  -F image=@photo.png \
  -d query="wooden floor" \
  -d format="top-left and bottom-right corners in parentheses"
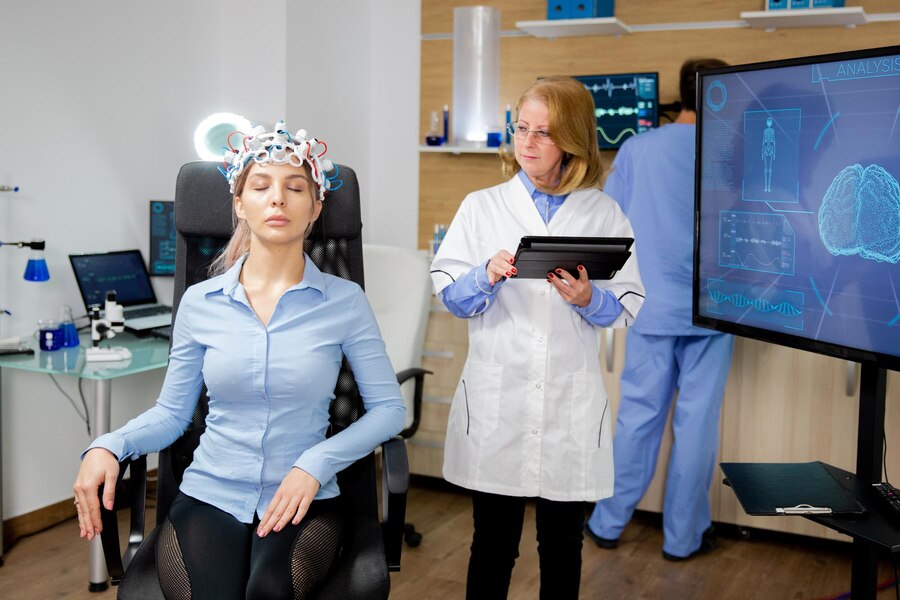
top-left (1, 478), bottom-right (896, 599)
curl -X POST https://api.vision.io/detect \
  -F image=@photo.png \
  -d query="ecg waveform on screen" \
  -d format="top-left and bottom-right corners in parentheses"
top-left (708, 289), bottom-right (803, 317)
top-left (583, 77), bottom-right (638, 98)
top-left (719, 211), bottom-right (795, 275)
top-left (596, 106), bottom-right (640, 118)
top-left (597, 127), bottom-right (637, 145)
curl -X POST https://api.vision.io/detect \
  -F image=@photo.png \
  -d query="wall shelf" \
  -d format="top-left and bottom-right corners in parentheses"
top-left (740, 7), bottom-right (867, 30)
top-left (419, 145), bottom-right (500, 155)
top-left (506, 8), bottom-right (900, 38)
top-left (515, 17), bottom-right (632, 38)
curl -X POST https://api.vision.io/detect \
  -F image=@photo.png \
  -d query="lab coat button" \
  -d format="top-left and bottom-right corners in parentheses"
top-left (532, 429), bottom-right (538, 435)
top-left (537, 336), bottom-right (543, 343)
top-left (535, 382), bottom-right (542, 389)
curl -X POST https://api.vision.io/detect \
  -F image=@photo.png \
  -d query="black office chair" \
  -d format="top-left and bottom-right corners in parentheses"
top-left (98, 161), bottom-right (409, 599)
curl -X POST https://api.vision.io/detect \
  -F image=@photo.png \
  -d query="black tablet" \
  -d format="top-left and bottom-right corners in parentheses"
top-left (511, 236), bottom-right (633, 280)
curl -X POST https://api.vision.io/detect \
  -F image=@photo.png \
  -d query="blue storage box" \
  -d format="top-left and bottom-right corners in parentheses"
top-left (812, 0), bottom-right (844, 7)
top-left (767, 0), bottom-right (788, 9)
top-left (571, 0), bottom-right (615, 18)
top-left (547, 1), bottom-right (569, 19)
top-left (790, 0), bottom-right (810, 8)
top-left (549, 0), bottom-right (614, 19)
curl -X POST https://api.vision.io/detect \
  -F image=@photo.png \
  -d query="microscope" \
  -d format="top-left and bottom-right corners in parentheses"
top-left (85, 291), bottom-right (133, 362)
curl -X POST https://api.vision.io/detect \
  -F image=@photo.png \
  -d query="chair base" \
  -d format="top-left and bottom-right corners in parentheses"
top-left (403, 523), bottom-right (422, 548)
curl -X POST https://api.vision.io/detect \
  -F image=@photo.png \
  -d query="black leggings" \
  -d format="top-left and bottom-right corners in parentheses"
top-left (156, 492), bottom-right (344, 600)
top-left (466, 491), bottom-right (585, 600)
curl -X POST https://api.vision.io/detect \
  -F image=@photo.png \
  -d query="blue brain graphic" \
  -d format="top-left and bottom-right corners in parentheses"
top-left (818, 164), bottom-right (900, 264)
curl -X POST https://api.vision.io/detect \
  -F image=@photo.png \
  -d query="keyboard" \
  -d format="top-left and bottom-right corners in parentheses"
top-left (872, 482), bottom-right (900, 522)
top-left (148, 325), bottom-right (172, 340)
top-left (126, 305), bottom-right (170, 319)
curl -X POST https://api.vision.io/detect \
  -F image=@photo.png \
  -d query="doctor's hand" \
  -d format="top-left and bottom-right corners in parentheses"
top-left (486, 249), bottom-right (517, 285)
top-left (548, 265), bottom-right (593, 308)
top-left (73, 448), bottom-right (120, 541)
top-left (257, 467), bottom-right (321, 537)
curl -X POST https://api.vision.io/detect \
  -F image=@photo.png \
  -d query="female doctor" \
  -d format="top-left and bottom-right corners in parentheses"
top-left (431, 76), bottom-right (644, 600)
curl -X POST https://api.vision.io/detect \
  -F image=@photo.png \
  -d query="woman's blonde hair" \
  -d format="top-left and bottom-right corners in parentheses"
top-left (500, 76), bottom-right (604, 195)
top-left (208, 162), bottom-right (321, 275)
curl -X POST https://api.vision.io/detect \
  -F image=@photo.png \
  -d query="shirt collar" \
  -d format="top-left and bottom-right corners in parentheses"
top-left (217, 253), bottom-right (328, 300)
top-left (516, 169), bottom-right (569, 202)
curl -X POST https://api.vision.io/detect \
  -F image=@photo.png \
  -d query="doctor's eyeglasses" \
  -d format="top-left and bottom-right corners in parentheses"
top-left (507, 122), bottom-right (555, 145)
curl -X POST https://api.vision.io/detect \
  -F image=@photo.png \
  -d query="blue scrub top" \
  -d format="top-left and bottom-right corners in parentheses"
top-left (603, 124), bottom-right (717, 336)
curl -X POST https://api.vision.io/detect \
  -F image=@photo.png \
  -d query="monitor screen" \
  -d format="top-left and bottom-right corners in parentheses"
top-left (573, 72), bottom-right (659, 149)
top-left (149, 200), bottom-right (175, 276)
top-left (694, 45), bottom-right (900, 370)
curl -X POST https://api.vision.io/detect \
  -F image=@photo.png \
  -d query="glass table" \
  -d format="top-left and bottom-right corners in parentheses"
top-left (0, 332), bottom-right (169, 591)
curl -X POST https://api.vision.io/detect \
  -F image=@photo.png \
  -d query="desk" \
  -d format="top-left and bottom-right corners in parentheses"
top-left (0, 332), bottom-right (169, 591)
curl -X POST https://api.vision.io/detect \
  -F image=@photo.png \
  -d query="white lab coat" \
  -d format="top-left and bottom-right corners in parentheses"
top-left (431, 175), bottom-right (644, 501)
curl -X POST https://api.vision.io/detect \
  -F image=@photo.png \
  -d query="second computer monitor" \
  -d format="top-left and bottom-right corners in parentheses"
top-left (573, 72), bottom-right (659, 150)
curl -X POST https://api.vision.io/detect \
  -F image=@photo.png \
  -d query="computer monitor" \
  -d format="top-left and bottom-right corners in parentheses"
top-left (572, 72), bottom-right (659, 149)
top-left (694, 45), bottom-right (900, 370)
top-left (149, 200), bottom-right (175, 276)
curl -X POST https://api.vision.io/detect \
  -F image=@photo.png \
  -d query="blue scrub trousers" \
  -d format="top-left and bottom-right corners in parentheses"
top-left (588, 330), bottom-right (734, 558)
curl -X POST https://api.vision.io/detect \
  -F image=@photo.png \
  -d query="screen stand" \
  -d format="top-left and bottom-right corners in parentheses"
top-left (850, 362), bottom-right (887, 599)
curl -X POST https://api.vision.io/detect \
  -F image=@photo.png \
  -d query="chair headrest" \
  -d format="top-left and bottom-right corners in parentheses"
top-left (174, 161), bottom-right (361, 240)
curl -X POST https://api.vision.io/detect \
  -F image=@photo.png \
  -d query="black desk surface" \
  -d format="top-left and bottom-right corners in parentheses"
top-left (809, 464), bottom-right (900, 551)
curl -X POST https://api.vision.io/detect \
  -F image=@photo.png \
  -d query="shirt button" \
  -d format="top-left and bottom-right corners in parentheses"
top-left (532, 429), bottom-right (538, 435)
top-left (535, 383), bottom-right (542, 389)
top-left (540, 290), bottom-right (547, 296)
top-left (537, 336), bottom-right (543, 343)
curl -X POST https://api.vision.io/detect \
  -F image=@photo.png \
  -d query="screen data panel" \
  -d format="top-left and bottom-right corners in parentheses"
top-left (573, 73), bottom-right (659, 149)
top-left (695, 48), bottom-right (900, 366)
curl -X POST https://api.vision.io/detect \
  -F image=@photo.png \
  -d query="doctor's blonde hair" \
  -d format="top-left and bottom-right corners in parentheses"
top-left (500, 76), bottom-right (604, 196)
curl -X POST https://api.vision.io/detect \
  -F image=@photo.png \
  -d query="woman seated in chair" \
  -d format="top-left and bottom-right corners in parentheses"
top-left (73, 122), bottom-right (406, 600)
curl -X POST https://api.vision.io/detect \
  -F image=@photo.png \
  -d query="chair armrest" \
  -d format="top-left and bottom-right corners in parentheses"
top-left (396, 368), bottom-right (432, 440)
top-left (98, 455), bottom-right (148, 585)
top-left (380, 436), bottom-right (409, 572)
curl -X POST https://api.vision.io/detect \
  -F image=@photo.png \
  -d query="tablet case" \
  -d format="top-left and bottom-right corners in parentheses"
top-left (721, 461), bottom-right (866, 516)
top-left (512, 236), bottom-right (633, 280)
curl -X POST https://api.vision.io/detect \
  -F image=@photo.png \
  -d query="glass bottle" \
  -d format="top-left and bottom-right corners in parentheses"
top-left (60, 304), bottom-right (80, 348)
top-left (425, 111), bottom-right (443, 146)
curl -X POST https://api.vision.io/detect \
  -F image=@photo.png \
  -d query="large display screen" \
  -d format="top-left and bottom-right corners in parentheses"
top-left (694, 46), bottom-right (900, 369)
top-left (572, 72), bottom-right (659, 149)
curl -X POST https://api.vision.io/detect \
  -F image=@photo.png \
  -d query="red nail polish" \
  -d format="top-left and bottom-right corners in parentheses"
top-left (578, 265), bottom-right (584, 271)
top-left (506, 271), bottom-right (511, 277)
top-left (548, 273), bottom-right (554, 278)
top-left (555, 269), bottom-right (562, 274)
top-left (510, 258), bottom-right (515, 264)
top-left (511, 268), bottom-right (517, 274)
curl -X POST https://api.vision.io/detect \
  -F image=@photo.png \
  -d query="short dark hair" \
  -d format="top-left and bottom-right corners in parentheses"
top-left (679, 57), bottom-right (729, 112)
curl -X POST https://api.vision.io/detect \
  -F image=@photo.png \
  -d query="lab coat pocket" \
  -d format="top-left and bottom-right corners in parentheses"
top-left (572, 372), bottom-right (608, 448)
top-left (457, 362), bottom-right (502, 439)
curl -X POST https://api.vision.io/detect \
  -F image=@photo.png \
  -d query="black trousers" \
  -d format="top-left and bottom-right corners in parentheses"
top-left (159, 492), bottom-right (344, 600)
top-left (466, 490), bottom-right (585, 600)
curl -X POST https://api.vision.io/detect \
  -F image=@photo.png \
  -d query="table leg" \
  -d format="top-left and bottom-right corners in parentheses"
top-left (88, 378), bottom-right (111, 592)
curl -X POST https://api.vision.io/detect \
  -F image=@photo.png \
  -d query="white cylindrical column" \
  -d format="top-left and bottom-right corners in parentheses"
top-left (452, 6), bottom-right (500, 148)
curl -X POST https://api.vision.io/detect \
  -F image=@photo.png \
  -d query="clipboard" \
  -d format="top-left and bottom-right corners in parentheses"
top-left (511, 236), bottom-right (633, 280)
top-left (720, 461), bottom-right (865, 516)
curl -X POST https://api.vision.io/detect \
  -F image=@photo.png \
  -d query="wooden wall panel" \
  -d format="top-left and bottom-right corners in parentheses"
top-left (419, 4), bottom-right (900, 248)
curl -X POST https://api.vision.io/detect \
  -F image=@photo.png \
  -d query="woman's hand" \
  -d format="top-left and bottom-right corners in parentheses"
top-left (257, 467), bottom-right (321, 537)
top-left (548, 265), bottom-right (593, 308)
top-left (486, 249), bottom-right (517, 285)
top-left (73, 448), bottom-right (120, 540)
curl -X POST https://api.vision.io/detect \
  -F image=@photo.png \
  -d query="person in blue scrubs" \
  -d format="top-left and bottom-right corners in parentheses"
top-left (73, 124), bottom-right (405, 599)
top-left (585, 58), bottom-right (734, 561)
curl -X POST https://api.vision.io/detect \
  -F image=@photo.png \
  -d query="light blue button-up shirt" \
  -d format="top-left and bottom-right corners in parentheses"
top-left (87, 254), bottom-right (405, 523)
top-left (439, 171), bottom-right (624, 325)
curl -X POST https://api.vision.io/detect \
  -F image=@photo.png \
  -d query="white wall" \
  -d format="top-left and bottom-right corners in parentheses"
top-left (286, 0), bottom-right (421, 250)
top-left (0, 0), bottom-right (420, 522)
top-left (0, 0), bottom-right (287, 519)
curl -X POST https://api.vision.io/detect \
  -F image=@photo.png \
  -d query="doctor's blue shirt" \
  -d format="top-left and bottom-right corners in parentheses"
top-left (86, 254), bottom-right (405, 523)
top-left (439, 170), bottom-right (624, 325)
